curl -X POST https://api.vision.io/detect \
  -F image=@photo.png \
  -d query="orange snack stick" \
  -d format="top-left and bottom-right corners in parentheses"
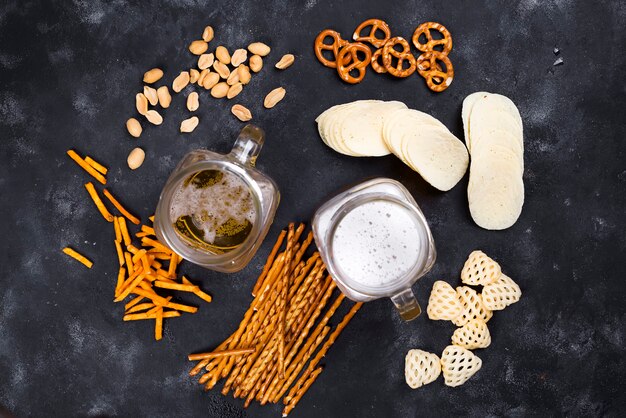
top-left (167, 253), bottom-right (179, 278)
top-left (115, 266), bottom-right (126, 295)
top-left (62, 247), bottom-right (93, 268)
top-left (154, 281), bottom-right (198, 293)
top-left (67, 150), bottom-right (106, 184)
top-left (84, 156), bottom-right (108, 175)
top-left (131, 288), bottom-right (169, 306)
top-left (165, 301), bottom-right (198, 314)
top-left (84, 182), bottom-right (113, 222)
top-left (125, 295), bottom-right (144, 310)
top-left (123, 310), bottom-right (180, 321)
top-left (113, 217), bottom-right (122, 243)
top-left (118, 216), bottom-right (131, 246)
top-left (126, 302), bottom-right (154, 314)
top-left (125, 252), bottom-right (134, 275)
top-left (141, 225), bottom-right (156, 235)
top-left (182, 277), bottom-right (213, 303)
top-left (155, 308), bottom-right (164, 340)
top-left (114, 240), bottom-right (124, 266)
top-left (102, 189), bottom-right (140, 225)
top-left (114, 271), bottom-right (145, 302)
top-left (141, 237), bottom-right (172, 254)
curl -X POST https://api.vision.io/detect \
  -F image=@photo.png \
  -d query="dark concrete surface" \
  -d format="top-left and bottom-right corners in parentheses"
top-left (1, 0), bottom-right (624, 417)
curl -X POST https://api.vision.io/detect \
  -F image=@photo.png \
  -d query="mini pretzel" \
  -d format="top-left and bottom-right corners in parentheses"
top-left (370, 49), bottom-right (387, 74)
top-left (336, 42), bottom-right (371, 84)
top-left (314, 29), bottom-right (349, 68)
top-left (352, 18), bottom-right (391, 48)
top-left (381, 37), bottom-right (416, 78)
top-left (412, 22), bottom-right (453, 54)
top-left (417, 51), bottom-right (454, 92)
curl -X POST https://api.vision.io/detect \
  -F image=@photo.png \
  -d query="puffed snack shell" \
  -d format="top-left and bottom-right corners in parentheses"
top-left (441, 345), bottom-right (482, 387)
top-left (451, 319), bottom-right (491, 350)
top-left (427, 280), bottom-right (463, 321)
top-left (460, 250), bottom-right (502, 286)
top-left (452, 286), bottom-right (493, 326)
top-left (482, 273), bottom-right (521, 311)
top-left (405, 349), bottom-right (441, 389)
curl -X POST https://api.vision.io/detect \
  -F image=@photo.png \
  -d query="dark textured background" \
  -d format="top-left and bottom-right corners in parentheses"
top-left (1, 0), bottom-right (625, 417)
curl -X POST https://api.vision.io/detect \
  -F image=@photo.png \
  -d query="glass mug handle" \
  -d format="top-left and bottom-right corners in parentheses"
top-left (230, 124), bottom-right (265, 167)
top-left (390, 288), bottom-right (421, 321)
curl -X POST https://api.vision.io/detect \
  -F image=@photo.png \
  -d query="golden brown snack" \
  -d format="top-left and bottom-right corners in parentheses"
top-left (352, 18), bottom-right (391, 48)
top-left (416, 51), bottom-right (454, 92)
top-left (382, 37), bottom-right (416, 78)
top-left (314, 29), bottom-right (349, 68)
top-left (412, 21), bottom-right (452, 54)
top-left (336, 42), bottom-right (372, 84)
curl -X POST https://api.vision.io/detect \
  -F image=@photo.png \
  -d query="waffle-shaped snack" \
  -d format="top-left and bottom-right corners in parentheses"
top-left (405, 349), bottom-right (441, 389)
top-left (482, 274), bottom-right (521, 311)
top-left (441, 345), bottom-right (482, 387)
top-left (451, 319), bottom-right (491, 350)
top-left (453, 286), bottom-right (493, 326)
top-left (460, 250), bottom-right (502, 286)
top-left (427, 280), bottom-right (463, 321)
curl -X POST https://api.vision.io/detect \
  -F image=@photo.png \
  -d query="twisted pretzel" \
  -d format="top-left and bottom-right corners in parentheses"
top-left (314, 29), bottom-right (350, 68)
top-left (416, 51), bottom-right (454, 92)
top-left (352, 18), bottom-right (391, 48)
top-left (336, 43), bottom-right (371, 84)
top-left (370, 48), bottom-right (387, 74)
top-left (381, 37), bottom-right (416, 78)
top-left (412, 22), bottom-right (452, 55)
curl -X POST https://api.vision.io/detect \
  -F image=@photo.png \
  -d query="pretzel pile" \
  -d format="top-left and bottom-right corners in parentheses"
top-left (314, 19), bottom-right (454, 92)
top-left (188, 223), bottom-right (362, 416)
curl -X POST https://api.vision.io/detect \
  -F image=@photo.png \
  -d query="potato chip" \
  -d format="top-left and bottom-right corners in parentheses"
top-left (453, 286), bottom-right (493, 326)
top-left (441, 345), bottom-right (482, 387)
top-left (460, 250), bottom-right (501, 286)
top-left (405, 349), bottom-right (441, 389)
top-left (427, 280), bottom-right (463, 321)
top-left (482, 274), bottom-right (521, 311)
top-left (451, 319), bottom-right (491, 350)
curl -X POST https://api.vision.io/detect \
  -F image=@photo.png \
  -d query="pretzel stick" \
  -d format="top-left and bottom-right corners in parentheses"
top-left (67, 150), bottom-right (106, 184)
top-left (283, 302), bottom-right (363, 405)
top-left (252, 229), bottom-right (286, 297)
top-left (102, 189), bottom-right (140, 225)
top-left (84, 182), bottom-right (113, 222)
top-left (278, 223), bottom-right (296, 379)
top-left (282, 367), bottom-right (324, 416)
top-left (189, 337), bottom-right (232, 376)
top-left (290, 231), bottom-right (313, 273)
top-left (288, 255), bottom-right (322, 301)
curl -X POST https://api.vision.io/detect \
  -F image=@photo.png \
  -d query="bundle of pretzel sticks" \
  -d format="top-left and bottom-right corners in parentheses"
top-left (188, 223), bottom-right (362, 415)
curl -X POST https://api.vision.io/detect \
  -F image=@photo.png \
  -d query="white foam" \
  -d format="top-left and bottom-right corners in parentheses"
top-left (331, 200), bottom-right (422, 287)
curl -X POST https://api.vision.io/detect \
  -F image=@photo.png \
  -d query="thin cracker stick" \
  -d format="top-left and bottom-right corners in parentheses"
top-left (123, 310), bottom-right (180, 321)
top-left (155, 308), bottom-right (163, 340)
top-left (114, 240), bottom-right (124, 266)
top-left (118, 217), bottom-right (131, 246)
top-left (62, 247), bottom-right (93, 268)
top-left (103, 189), bottom-right (140, 225)
top-left (154, 281), bottom-right (198, 292)
top-left (278, 223), bottom-right (296, 378)
top-left (282, 367), bottom-right (323, 416)
top-left (252, 229), bottom-right (287, 297)
top-left (84, 156), bottom-right (108, 175)
top-left (113, 217), bottom-right (122, 242)
top-left (67, 150), bottom-right (106, 184)
top-left (84, 182), bottom-right (113, 222)
top-left (188, 348), bottom-right (255, 361)
top-left (126, 302), bottom-right (154, 314)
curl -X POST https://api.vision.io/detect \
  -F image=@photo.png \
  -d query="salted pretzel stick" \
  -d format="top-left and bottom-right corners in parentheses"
top-left (189, 348), bottom-right (256, 362)
top-left (282, 367), bottom-right (323, 416)
top-left (189, 337), bottom-right (232, 376)
top-left (84, 156), bottom-right (108, 175)
top-left (288, 256), bottom-right (322, 301)
top-left (84, 182), bottom-right (113, 222)
top-left (283, 302), bottom-right (363, 405)
top-left (287, 264), bottom-right (326, 329)
top-left (290, 231), bottom-right (313, 272)
top-left (252, 229), bottom-right (286, 297)
top-left (67, 150), bottom-right (106, 184)
top-left (102, 189), bottom-right (140, 225)
top-left (277, 223), bottom-right (294, 380)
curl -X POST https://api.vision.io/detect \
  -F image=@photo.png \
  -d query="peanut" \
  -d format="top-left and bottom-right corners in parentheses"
top-left (248, 42), bottom-right (270, 56)
top-left (198, 69), bottom-right (209, 85)
top-left (172, 71), bottom-right (190, 93)
top-left (275, 54), bottom-right (295, 70)
top-left (143, 86), bottom-right (158, 106)
top-left (127, 147), bottom-right (145, 170)
top-left (180, 116), bottom-right (199, 133)
top-left (157, 86), bottom-right (172, 108)
top-left (264, 87), bottom-right (286, 109)
top-left (231, 104), bottom-right (252, 122)
top-left (215, 46), bottom-right (231, 65)
top-left (249, 55), bottom-right (263, 73)
top-left (143, 68), bottom-right (163, 84)
top-left (189, 40), bottom-right (208, 55)
top-left (198, 53), bottom-right (214, 70)
top-left (202, 26), bottom-right (214, 43)
top-left (126, 118), bottom-right (142, 137)
top-left (189, 68), bottom-right (200, 84)
top-left (227, 82), bottom-right (243, 99)
top-left (145, 109), bottom-right (163, 125)
top-left (237, 65), bottom-right (251, 84)
top-left (211, 82), bottom-right (229, 98)
top-left (187, 92), bottom-right (199, 111)
top-left (226, 70), bottom-right (240, 86)
top-left (231, 49), bottom-right (248, 67)
top-left (135, 93), bottom-right (148, 115)
top-left (203, 72), bottom-right (220, 89)
top-left (213, 61), bottom-right (230, 79)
